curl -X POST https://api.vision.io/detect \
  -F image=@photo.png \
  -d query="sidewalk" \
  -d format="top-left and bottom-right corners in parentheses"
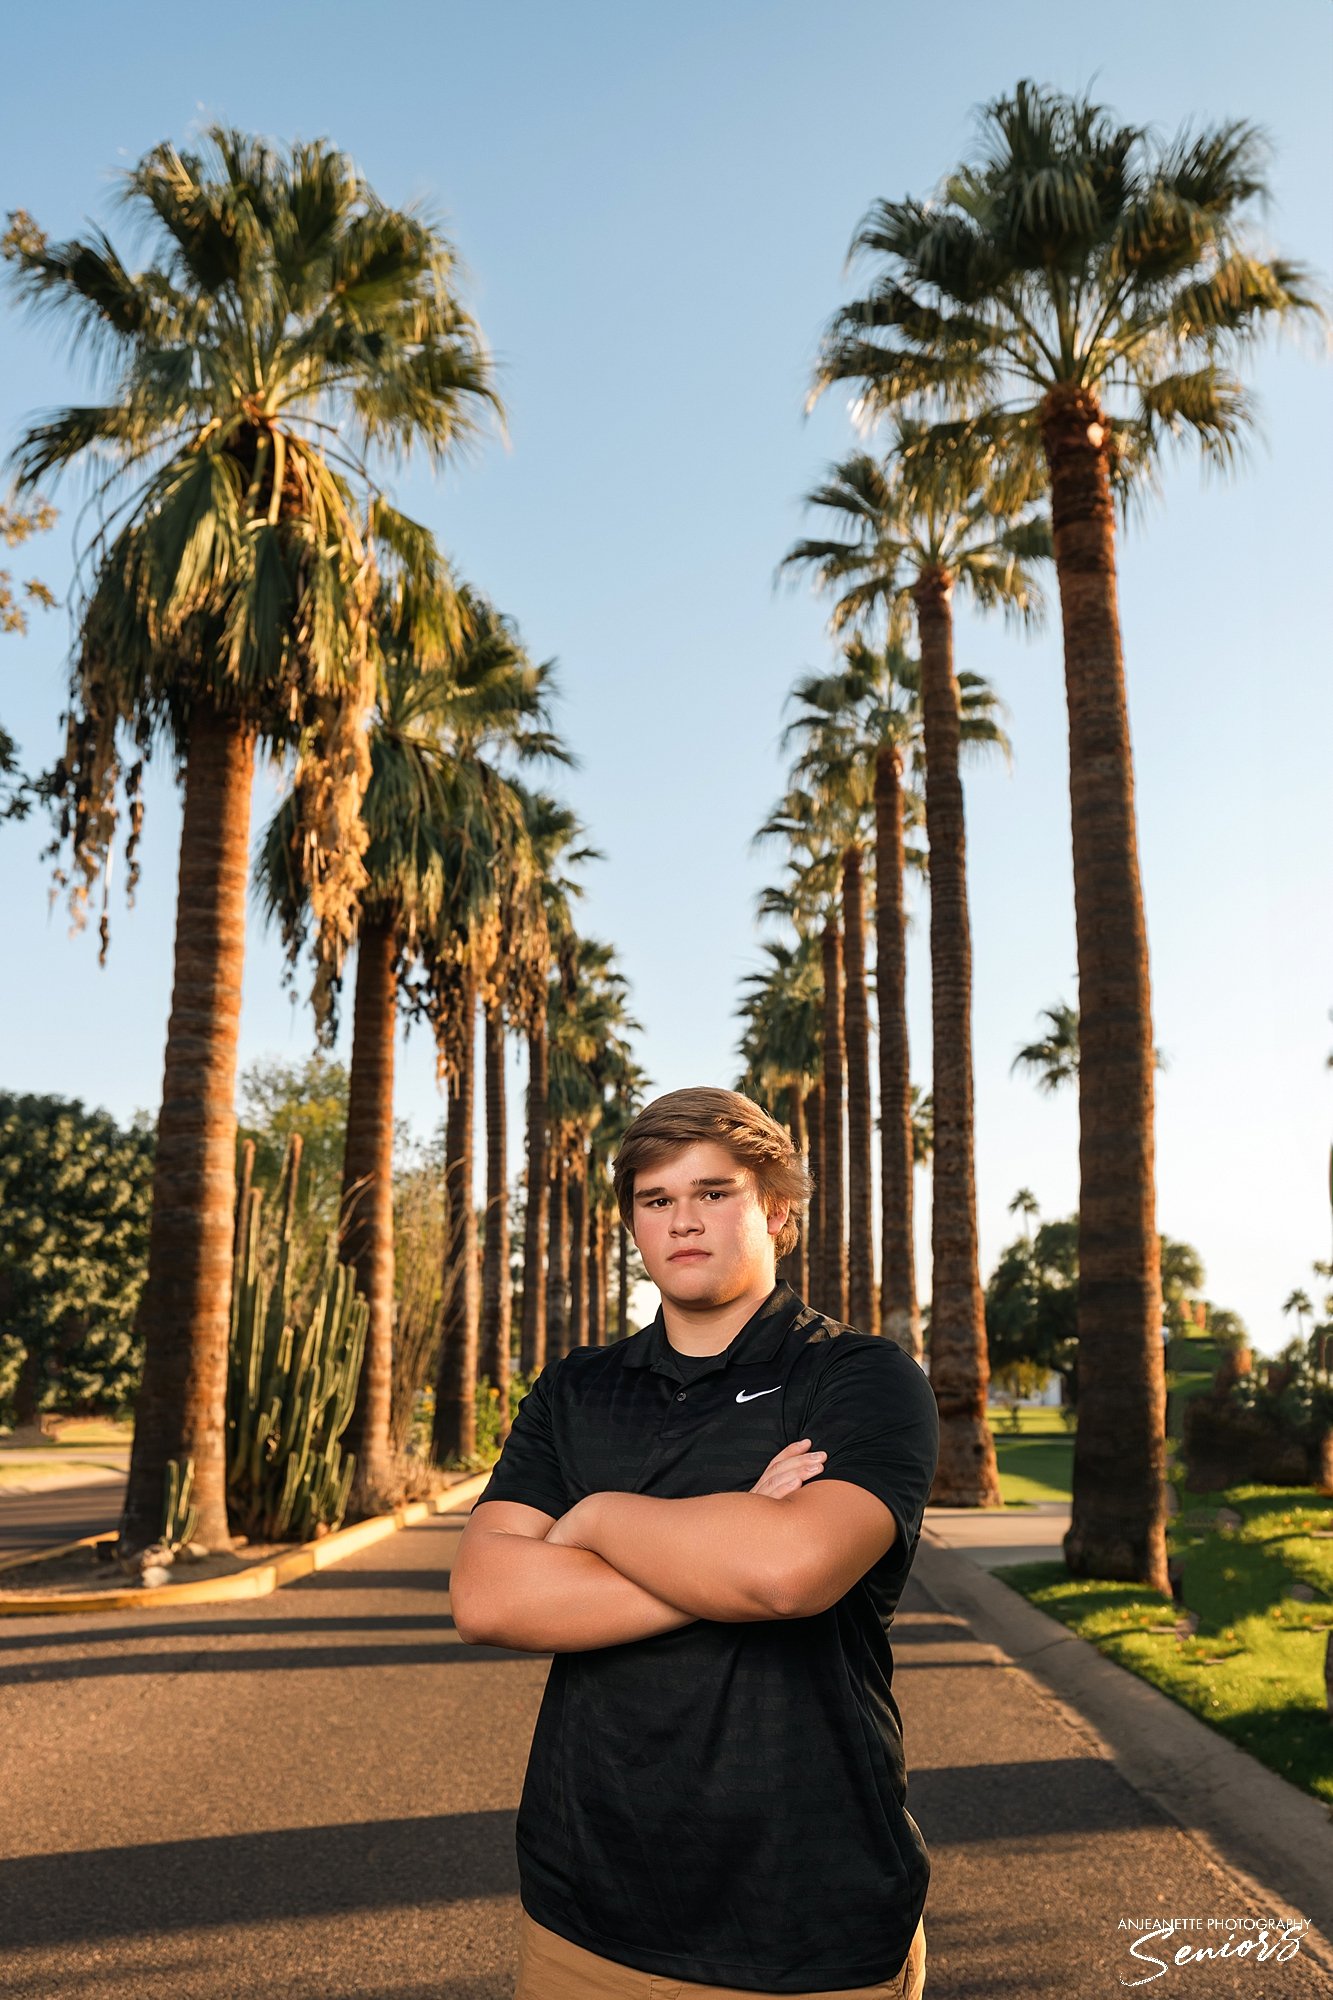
top-left (914, 1500), bottom-right (1333, 1980)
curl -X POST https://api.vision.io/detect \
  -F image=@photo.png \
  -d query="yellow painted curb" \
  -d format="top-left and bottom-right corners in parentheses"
top-left (0, 1469), bottom-right (493, 1618)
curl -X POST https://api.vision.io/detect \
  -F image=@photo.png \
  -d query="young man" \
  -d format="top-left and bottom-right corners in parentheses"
top-left (451, 1086), bottom-right (940, 1999)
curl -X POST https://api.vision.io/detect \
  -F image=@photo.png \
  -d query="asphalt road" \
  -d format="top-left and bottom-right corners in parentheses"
top-left (0, 1477), bottom-right (125, 1558)
top-left (0, 1511), bottom-right (1328, 1999)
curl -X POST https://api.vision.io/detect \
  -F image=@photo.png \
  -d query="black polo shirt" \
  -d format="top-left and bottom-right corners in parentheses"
top-left (471, 1279), bottom-right (941, 1993)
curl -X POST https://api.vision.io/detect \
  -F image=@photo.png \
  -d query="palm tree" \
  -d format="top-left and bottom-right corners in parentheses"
top-left (1009, 1187), bottom-right (1041, 1245)
top-left (809, 80), bottom-right (1321, 1582)
top-left (781, 677), bottom-right (878, 1332)
top-left (545, 938), bottom-right (635, 1359)
top-left (411, 604), bottom-right (565, 1467)
top-left (586, 1048), bottom-right (648, 1344)
top-left (784, 439), bottom-right (1031, 1504)
top-left (737, 935), bottom-right (822, 1301)
top-left (753, 798), bottom-right (845, 1317)
top-left (259, 581), bottom-right (550, 1507)
top-left (1013, 1000), bottom-right (1169, 1094)
top-left (1011, 1002), bottom-right (1081, 1095)
top-left (476, 794), bottom-right (578, 1441)
top-left (512, 796), bottom-right (598, 1377)
top-left (780, 640), bottom-right (937, 1347)
top-left (4, 131), bottom-right (498, 1551)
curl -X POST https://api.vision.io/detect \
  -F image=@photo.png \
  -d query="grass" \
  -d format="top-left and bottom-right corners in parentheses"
top-left (994, 1478), bottom-right (1333, 1808)
top-left (0, 1416), bottom-right (133, 1449)
top-left (988, 1406), bottom-right (1076, 1505)
top-left (986, 1328), bottom-right (1235, 1509)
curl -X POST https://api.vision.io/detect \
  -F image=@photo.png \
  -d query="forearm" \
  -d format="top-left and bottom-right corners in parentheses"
top-left (454, 1529), bottom-right (700, 1653)
top-left (567, 1491), bottom-right (797, 1622)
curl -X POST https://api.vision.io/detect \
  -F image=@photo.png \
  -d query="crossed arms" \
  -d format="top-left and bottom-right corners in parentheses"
top-left (450, 1482), bottom-right (899, 1653)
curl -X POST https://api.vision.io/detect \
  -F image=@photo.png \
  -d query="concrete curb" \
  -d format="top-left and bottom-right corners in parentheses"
top-left (0, 1469), bottom-right (492, 1617)
top-left (912, 1529), bottom-right (1333, 1979)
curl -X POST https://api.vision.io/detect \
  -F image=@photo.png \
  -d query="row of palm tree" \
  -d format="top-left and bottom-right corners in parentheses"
top-left (4, 129), bottom-right (647, 1552)
top-left (737, 81), bottom-right (1319, 1588)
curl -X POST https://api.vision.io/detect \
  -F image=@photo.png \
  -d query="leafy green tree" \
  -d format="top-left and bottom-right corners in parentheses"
top-left (0, 1094), bottom-right (155, 1424)
top-left (810, 78), bottom-right (1322, 1589)
top-left (5, 130), bottom-right (498, 1551)
top-left (238, 1055), bottom-right (351, 1210)
top-left (985, 1218), bottom-right (1080, 1405)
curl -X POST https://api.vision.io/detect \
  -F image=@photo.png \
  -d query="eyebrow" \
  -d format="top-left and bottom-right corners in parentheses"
top-left (634, 1176), bottom-right (741, 1200)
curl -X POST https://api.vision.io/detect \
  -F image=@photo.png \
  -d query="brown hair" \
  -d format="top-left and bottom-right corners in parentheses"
top-left (612, 1086), bottom-right (812, 1262)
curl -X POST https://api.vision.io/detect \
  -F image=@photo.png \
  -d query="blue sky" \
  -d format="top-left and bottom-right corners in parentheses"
top-left (1, 1), bottom-right (1330, 1355)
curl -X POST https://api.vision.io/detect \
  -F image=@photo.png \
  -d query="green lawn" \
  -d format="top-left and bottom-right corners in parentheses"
top-left (994, 1480), bottom-right (1333, 1807)
top-left (987, 1406), bottom-right (1075, 1505)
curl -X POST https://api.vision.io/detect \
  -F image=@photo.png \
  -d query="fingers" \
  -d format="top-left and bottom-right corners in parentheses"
top-left (755, 1451), bottom-right (826, 1498)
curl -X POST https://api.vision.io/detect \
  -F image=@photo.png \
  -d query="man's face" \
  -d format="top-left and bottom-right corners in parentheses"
top-left (629, 1139), bottom-right (789, 1308)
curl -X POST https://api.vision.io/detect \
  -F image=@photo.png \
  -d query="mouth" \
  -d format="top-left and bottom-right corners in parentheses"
top-left (669, 1251), bottom-right (710, 1262)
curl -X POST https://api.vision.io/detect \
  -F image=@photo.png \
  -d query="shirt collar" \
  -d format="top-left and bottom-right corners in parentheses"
top-left (620, 1279), bottom-right (809, 1375)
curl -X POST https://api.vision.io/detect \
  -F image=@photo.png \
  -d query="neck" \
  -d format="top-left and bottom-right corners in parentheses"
top-left (660, 1273), bottom-right (779, 1355)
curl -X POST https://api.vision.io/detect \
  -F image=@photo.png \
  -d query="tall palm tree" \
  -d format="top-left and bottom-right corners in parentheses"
top-left (784, 440), bottom-right (1030, 1502)
top-left (412, 606), bottom-right (565, 1467)
top-left (809, 80), bottom-right (1321, 1581)
top-left (545, 937), bottom-right (634, 1360)
top-left (258, 582), bottom-right (508, 1513)
top-left (515, 797), bottom-right (599, 1376)
top-left (753, 802), bottom-right (844, 1317)
top-left (782, 731), bottom-right (872, 1329)
top-left (778, 640), bottom-right (929, 1355)
top-left (476, 791), bottom-right (577, 1441)
top-left (5, 131), bottom-right (498, 1551)
top-left (586, 1049), bottom-right (648, 1344)
top-left (1009, 1187), bottom-right (1041, 1244)
top-left (736, 935), bottom-right (822, 1301)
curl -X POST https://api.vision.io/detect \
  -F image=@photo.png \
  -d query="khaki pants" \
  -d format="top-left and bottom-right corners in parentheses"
top-left (515, 1910), bottom-right (927, 2000)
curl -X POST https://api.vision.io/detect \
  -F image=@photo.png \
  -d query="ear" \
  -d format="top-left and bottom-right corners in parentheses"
top-left (766, 1200), bottom-right (790, 1240)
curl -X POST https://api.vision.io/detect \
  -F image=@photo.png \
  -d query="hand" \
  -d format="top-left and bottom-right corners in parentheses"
top-left (543, 1495), bottom-right (598, 1549)
top-left (749, 1437), bottom-right (825, 1499)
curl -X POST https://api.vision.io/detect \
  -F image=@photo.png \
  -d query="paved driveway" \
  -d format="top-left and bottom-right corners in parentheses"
top-left (0, 1476), bottom-right (125, 1559)
top-left (0, 1511), bottom-right (1327, 1998)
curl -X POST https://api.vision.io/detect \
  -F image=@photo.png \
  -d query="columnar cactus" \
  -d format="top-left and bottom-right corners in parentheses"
top-left (226, 1135), bottom-right (369, 1541)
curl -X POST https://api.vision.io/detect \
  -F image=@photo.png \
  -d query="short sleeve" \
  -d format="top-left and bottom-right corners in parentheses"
top-left (806, 1337), bottom-right (940, 1575)
top-left (471, 1359), bottom-right (569, 1519)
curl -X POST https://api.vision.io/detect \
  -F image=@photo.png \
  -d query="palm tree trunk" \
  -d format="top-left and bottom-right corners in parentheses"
top-left (806, 1077), bottom-right (824, 1308)
top-left (122, 699), bottom-right (256, 1554)
top-left (820, 920), bottom-right (848, 1321)
top-left (481, 1003), bottom-right (512, 1442)
top-left (876, 741), bottom-right (921, 1360)
top-left (519, 1010), bottom-right (549, 1374)
top-left (1040, 385), bottom-right (1167, 1592)
top-left (913, 572), bottom-right (1000, 1507)
top-left (617, 1220), bottom-right (629, 1339)
top-left (588, 1196), bottom-right (606, 1346)
top-left (546, 1145), bottom-right (570, 1362)
top-left (568, 1154), bottom-right (588, 1351)
top-left (842, 846), bottom-right (877, 1334)
top-left (781, 1084), bottom-right (808, 1299)
top-left (433, 969), bottom-right (480, 1464)
top-left (340, 912), bottom-right (399, 1516)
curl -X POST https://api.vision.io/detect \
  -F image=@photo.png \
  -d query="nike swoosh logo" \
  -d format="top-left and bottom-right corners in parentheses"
top-left (735, 1386), bottom-right (781, 1403)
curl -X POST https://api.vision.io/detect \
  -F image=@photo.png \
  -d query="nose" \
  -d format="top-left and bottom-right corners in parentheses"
top-left (670, 1209), bottom-right (704, 1236)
